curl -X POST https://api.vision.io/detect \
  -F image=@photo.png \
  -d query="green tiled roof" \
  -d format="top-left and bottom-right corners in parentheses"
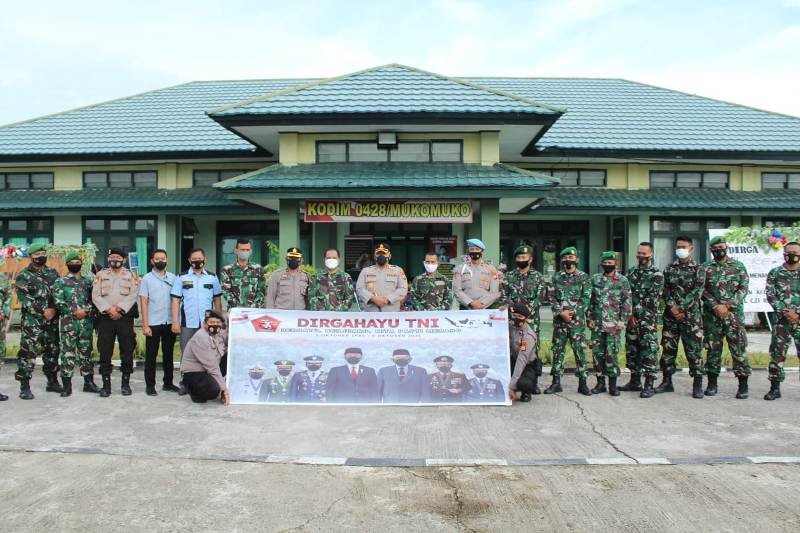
top-left (210, 64), bottom-right (562, 117)
top-left (216, 162), bottom-right (556, 191)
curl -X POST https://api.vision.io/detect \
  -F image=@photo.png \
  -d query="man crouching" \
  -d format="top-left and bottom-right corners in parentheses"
top-left (180, 310), bottom-right (230, 405)
top-left (509, 302), bottom-right (542, 403)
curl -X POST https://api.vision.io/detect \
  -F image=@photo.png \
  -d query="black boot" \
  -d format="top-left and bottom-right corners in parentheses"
top-left (99, 375), bottom-right (111, 398)
top-left (121, 373), bottom-right (132, 396)
top-left (520, 392), bottom-right (532, 403)
top-left (45, 372), bottom-right (63, 393)
top-left (543, 376), bottom-right (562, 394)
top-left (83, 374), bottom-right (101, 393)
top-left (618, 373), bottom-right (642, 392)
top-left (60, 376), bottom-right (72, 397)
top-left (591, 376), bottom-right (607, 394)
top-left (692, 375), bottom-right (704, 399)
top-left (19, 379), bottom-right (34, 400)
top-left (608, 377), bottom-right (620, 396)
top-left (654, 373), bottom-right (674, 393)
top-left (0, 391), bottom-right (8, 401)
top-left (735, 376), bottom-right (749, 399)
top-left (577, 377), bottom-right (592, 396)
top-left (640, 376), bottom-right (656, 398)
top-left (532, 374), bottom-right (541, 395)
top-left (764, 381), bottom-right (781, 401)
top-left (704, 374), bottom-right (718, 396)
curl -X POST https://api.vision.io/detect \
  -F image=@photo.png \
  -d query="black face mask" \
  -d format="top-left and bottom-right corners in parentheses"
top-left (437, 365), bottom-right (452, 373)
top-left (375, 255), bottom-right (388, 266)
top-left (515, 260), bottom-right (530, 270)
top-left (287, 259), bottom-right (301, 270)
top-left (394, 358), bottom-right (410, 367)
top-left (67, 263), bottom-right (82, 273)
top-left (711, 249), bottom-right (727, 259)
top-left (108, 259), bottom-right (122, 269)
top-left (277, 369), bottom-right (292, 377)
top-left (32, 256), bottom-right (47, 267)
top-left (513, 318), bottom-right (526, 326)
top-left (191, 260), bottom-right (205, 270)
top-left (153, 261), bottom-right (167, 271)
top-left (474, 371), bottom-right (488, 379)
top-left (601, 264), bottom-right (616, 274)
top-left (306, 364), bottom-right (322, 372)
top-left (248, 372), bottom-right (264, 380)
top-left (562, 260), bottom-right (576, 269)
top-left (207, 325), bottom-right (220, 335)
top-left (786, 253), bottom-right (800, 265)
top-left (469, 252), bottom-right (482, 260)
top-left (345, 356), bottom-right (362, 365)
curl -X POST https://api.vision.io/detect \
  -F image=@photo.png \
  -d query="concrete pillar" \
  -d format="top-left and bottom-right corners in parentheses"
top-left (312, 222), bottom-right (334, 270)
top-left (626, 215), bottom-right (650, 267)
top-left (480, 198), bottom-right (500, 265)
top-left (279, 199), bottom-right (300, 253)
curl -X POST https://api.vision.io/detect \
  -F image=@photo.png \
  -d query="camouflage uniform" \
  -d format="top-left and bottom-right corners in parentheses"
top-left (549, 268), bottom-right (591, 379)
top-left (52, 273), bottom-right (95, 378)
top-left (589, 272), bottom-right (631, 378)
top-left (701, 257), bottom-right (751, 377)
top-left (625, 264), bottom-right (664, 379)
top-left (409, 272), bottom-right (453, 311)
top-left (0, 273), bottom-right (11, 366)
top-left (261, 375), bottom-right (292, 402)
top-left (661, 258), bottom-right (706, 377)
top-left (220, 262), bottom-right (265, 309)
top-left (766, 265), bottom-right (800, 382)
top-left (501, 268), bottom-right (548, 344)
top-left (308, 270), bottom-right (355, 311)
top-left (14, 264), bottom-right (60, 381)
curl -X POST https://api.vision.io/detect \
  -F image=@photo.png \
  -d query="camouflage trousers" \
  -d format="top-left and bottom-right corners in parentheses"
top-left (0, 317), bottom-right (6, 371)
top-left (625, 317), bottom-right (660, 378)
top-left (15, 312), bottom-right (59, 381)
top-left (551, 320), bottom-right (588, 379)
top-left (591, 329), bottom-right (622, 378)
top-left (768, 318), bottom-right (800, 382)
top-left (59, 317), bottom-right (94, 378)
top-left (703, 313), bottom-right (751, 377)
top-left (661, 316), bottom-right (705, 377)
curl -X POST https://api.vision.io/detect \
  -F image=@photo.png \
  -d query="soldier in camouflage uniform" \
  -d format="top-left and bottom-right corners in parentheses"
top-left (0, 271), bottom-right (11, 401)
top-left (52, 251), bottom-right (100, 397)
top-left (659, 236), bottom-right (706, 399)
top-left (220, 239), bottom-right (265, 310)
top-left (545, 246), bottom-right (592, 396)
top-left (501, 244), bottom-right (548, 346)
top-left (261, 360), bottom-right (295, 402)
top-left (623, 242), bottom-right (664, 398)
top-left (409, 252), bottom-right (453, 311)
top-left (588, 251), bottom-right (631, 396)
top-left (308, 248), bottom-right (355, 311)
top-left (14, 243), bottom-right (61, 399)
top-left (701, 236), bottom-right (751, 399)
top-left (764, 241), bottom-right (800, 400)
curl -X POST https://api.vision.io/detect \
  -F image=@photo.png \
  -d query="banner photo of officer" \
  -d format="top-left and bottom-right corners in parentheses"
top-left (226, 309), bottom-right (511, 406)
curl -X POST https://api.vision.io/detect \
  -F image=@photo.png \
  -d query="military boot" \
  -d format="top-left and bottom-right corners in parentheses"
top-left (692, 375), bottom-right (704, 399)
top-left (735, 376), bottom-right (749, 399)
top-left (591, 376), bottom-right (607, 394)
top-left (60, 376), bottom-right (72, 397)
top-left (19, 379), bottom-right (34, 400)
top-left (532, 373), bottom-right (541, 395)
top-left (519, 392), bottom-right (532, 403)
top-left (121, 373), bottom-right (132, 396)
top-left (608, 376), bottom-right (620, 396)
top-left (99, 375), bottom-right (112, 398)
top-left (0, 390), bottom-right (8, 401)
top-left (577, 377), bottom-right (592, 396)
top-left (618, 373), bottom-right (642, 392)
top-left (45, 372), bottom-right (63, 393)
top-left (764, 381), bottom-right (781, 401)
top-left (83, 374), bottom-right (101, 393)
top-left (640, 376), bottom-right (655, 399)
top-left (543, 375), bottom-right (562, 394)
top-left (704, 374), bottom-right (718, 396)
top-left (654, 373), bottom-right (674, 393)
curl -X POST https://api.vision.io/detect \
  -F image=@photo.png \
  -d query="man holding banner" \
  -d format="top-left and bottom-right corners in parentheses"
top-left (764, 241), bottom-right (800, 400)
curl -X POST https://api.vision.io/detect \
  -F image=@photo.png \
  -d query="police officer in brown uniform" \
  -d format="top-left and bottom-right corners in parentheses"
top-left (266, 247), bottom-right (311, 310)
top-left (92, 248), bottom-right (140, 397)
top-left (453, 238), bottom-right (501, 310)
top-left (356, 243), bottom-right (408, 312)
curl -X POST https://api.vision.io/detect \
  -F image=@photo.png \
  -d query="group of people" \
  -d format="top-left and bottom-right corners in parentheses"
top-left (1, 235), bottom-right (798, 406)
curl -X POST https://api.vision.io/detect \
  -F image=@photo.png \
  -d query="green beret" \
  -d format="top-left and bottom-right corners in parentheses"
top-left (709, 236), bottom-right (725, 247)
top-left (559, 246), bottom-right (578, 257)
top-left (600, 251), bottom-right (616, 261)
top-left (27, 243), bottom-right (47, 255)
top-left (65, 251), bottom-right (81, 263)
top-left (514, 244), bottom-right (533, 256)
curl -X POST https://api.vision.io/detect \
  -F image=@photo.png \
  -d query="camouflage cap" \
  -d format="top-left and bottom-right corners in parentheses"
top-left (27, 242), bottom-right (47, 255)
top-left (600, 251), bottom-right (616, 261)
top-left (514, 244), bottom-right (533, 256)
top-left (559, 246), bottom-right (578, 257)
top-left (709, 236), bottom-right (726, 247)
top-left (65, 251), bottom-right (81, 263)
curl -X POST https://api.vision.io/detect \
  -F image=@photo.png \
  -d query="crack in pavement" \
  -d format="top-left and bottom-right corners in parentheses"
top-left (555, 393), bottom-right (639, 464)
top-left (278, 492), bottom-right (350, 532)
top-left (407, 468), bottom-right (479, 532)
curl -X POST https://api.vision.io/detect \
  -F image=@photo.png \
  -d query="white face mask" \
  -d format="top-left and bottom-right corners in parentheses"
top-left (236, 251), bottom-right (251, 260)
top-left (675, 248), bottom-right (690, 259)
top-left (424, 263), bottom-right (438, 273)
top-left (324, 258), bottom-right (339, 270)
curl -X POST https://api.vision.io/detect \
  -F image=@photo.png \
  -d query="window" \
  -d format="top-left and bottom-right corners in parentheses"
top-left (83, 171), bottom-right (157, 188)
top-left (500, 220), bottom-right (589, 275)
top-left (82, 217), bottom-right (157, 273)
top-left (650, 171), bottom-right (729, 189)
top-left (192, 169), bottom-right (255, 187)
top-left (316, 141), bottom-right (463, 163)
top-left (536, 169), bottom-right (607, 187)
top-left (762, 172), bottom-right (800, 190)
top-left (651, 217), bottom-right (729, 270)
top-left (0, 218), bottom-right (53, 247)
top-left (0, 172), bottom-right (54, 190)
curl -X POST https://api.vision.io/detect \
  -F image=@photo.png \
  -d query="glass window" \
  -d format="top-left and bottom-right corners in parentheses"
top-left (553, 170), bottom-right (579, 186)
top-left (317, 143), bottom-right (347, 163)
top-left (676, 172), bottom-right (702, 188)
top-left (0, 173), bottom-right (54, 190)
top-left (702, 172), bottom-right (728, 188)
top-left (8, 220), bottom-right (27, 231)
top-left (0, 218), bottom-right (53, 246)
top-left (82, 217), bottom-right (157, 272)
top-left (431, 142), bottom-right (462, 162)
top-left (0, 175), bottom-right (4, 189)
top-left (6, 174), bottom-right (30, 189)
top-left (30, 173), bottom-right (54, 189)
top-left (679, 221), bottom-right (700, 232)
top-left (84, 173), bottom-right (107, 188)
top-left (580, 170), bottom-right (606, 186)
top-left (83, 171), bottom-right (158, 188)
top-left (348, 142), bottom-right (387, 162)
top-left (194, 170), bottom-right (220, 187)
top-left (109, 220), bottom-right (129, 231)
top-left (652, 220), bottom-right (674, 231)
top-left (651, 171), bottom-right (729, 188)
top-left (84, 219), bottom-right (105, 231)
top-left (133, 171), bottom-right (157, 188)
top-left (135, 219), bottom-right (155, 231)
top-left (220, 170), bottom-right (248, 180)
top-left (762, 173), bottom-right (786, 189)
top-left (391, 142), bottom-right (429, 162)
top-left (789, 174), bottom-right (800, 189)
top-left (650, 172), bottom-right (675, 188)
top-left (109, 172), bottom-right (133, 188)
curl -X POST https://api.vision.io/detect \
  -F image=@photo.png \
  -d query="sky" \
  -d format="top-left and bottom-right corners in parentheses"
top-left (1, 0), bottom-right (799, 125)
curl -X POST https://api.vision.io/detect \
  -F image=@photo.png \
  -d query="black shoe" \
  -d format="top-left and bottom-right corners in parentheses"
top-left (532, 375), bottom-right (541, 395)
top-left (654, 374), bottom-right (674, 394)
top-left (146, 386), bottom-right (158, 396)
top-left (121, 373), bottom-right (132, 396)
top-left (83, 374), bottom-right (101, 393)
top-left (640, 376), bottom-right (655, 398)
top-left (764, 381), bottom-right (781, 401)
top-left (178, 382), bottom-right (188, 396)
top-left (45, 372), bottom-right (63, 393)
top-left (0, 391), bottom-right (8, 401)
top-left (735, 376), bottom-right (749, 399)
top-left (618, 373), bottom-right (642, 392)
top-left (591, 376), bottom-right (607, 395)
top-left (99, 375), bottom-right (111, 398)
top-left (19, 379), bottom-right (34, 400)
top-left (704, 374), bottom-right (718, 396)
top-left (543, 376), bottom-right (562, 394)
top-left (520, 392), bottom-right (532, 403)
top-left (692, 375), bottom-right (704, 399)
top-left (60, 376), bottom-right (72, 397)
top-left (577, 378), bottom-right (592, 396)
top-left (608, 377), bottom-right (620, 396)
top-left (162, 383), bottom-right (181, 393)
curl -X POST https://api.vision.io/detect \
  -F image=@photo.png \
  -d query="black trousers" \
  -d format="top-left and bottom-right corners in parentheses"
top-left (183, 372), bottom-right (221, 403)
top-left (96, 315), bottom-right (136, 376)
top-left (511, 356), bottom-right (542, 394)
top-left (144, 324), bottom-right (177, 387)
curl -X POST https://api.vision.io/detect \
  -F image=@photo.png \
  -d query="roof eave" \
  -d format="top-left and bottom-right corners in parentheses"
top-left (0, 148), bottom-right (272, 164)
top-left (525, 146), bottom-right (800, 161)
